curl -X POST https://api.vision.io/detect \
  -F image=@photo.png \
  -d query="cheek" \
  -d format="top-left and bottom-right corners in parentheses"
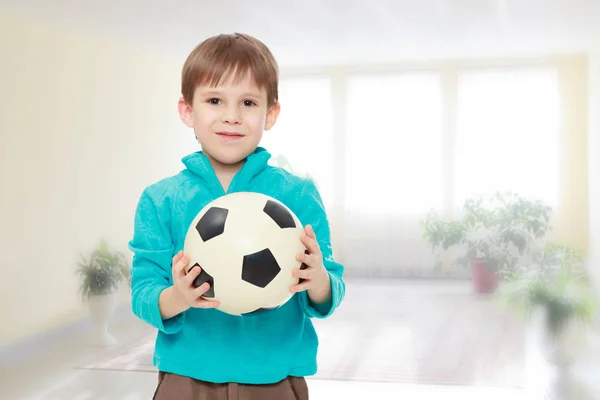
top-left (244, 111), bottom-right (267, 130)
top-left (193, 106), bottom-right (218, 126)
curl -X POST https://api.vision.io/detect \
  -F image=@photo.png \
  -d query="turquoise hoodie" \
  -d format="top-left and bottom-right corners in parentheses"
top-left (128, 147), bottom-right (345, 384)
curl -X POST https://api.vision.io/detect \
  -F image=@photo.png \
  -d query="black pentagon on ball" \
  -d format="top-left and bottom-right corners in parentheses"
top-left (241, 248), bottom-right (281, 288)
top-left (196, 206), bottom-right (228, 241)
top-left (188, 263), bottom-right (215, 298)
top-left (263, 200), bottom-right (296, 229)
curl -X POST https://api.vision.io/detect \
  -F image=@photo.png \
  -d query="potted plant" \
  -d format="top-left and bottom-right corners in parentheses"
top-left (501, 243), bottom-right (595, 355)
top-left (420, 192), bottom-right (552, 293)
top-left (76, 239), bottom-right (130, 345)
top-left (500, 243), bottom-right (595, 396)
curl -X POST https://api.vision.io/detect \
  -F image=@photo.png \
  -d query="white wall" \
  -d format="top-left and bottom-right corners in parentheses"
top-left (590, 46), bottom-right (600, 315)
top-left (1, 8), bottom-right (597, 347)
top-left (0, 11), bottom-right (197, 346)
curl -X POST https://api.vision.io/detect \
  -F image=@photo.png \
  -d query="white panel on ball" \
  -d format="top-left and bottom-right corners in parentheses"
top-left (183, 192), bottom-right (305, 316)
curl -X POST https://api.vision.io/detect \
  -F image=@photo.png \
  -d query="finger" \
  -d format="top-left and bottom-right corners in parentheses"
top-left (300, 248), bottom-right (309, 269)
top-left (192, 298), bottom-right (221, 309)
top-left (185, 261), bottom-right (200, 275)
top-left (297, 255), bottom-right (310, 283)
top-left (172, 256), bottom-right (185, 280)
top-left (192, 281), bottom-right (213, 298)
top-left (290, 280), bottom-right (312, 293)
top-left (305, 224), bottom-right (317, 239)
top-left (296, 251), bottom-right (319, 268)
top-left (292, 267), bottom-right (313, 280)
top-left (174, 253), bottom-right (190, 277)
top-left (172, 251), bottom-right (184, 275)
top-left (296, 251), bottom-right (307, 263)
top-left (299, 233), bottom-right (320, 255)
top-left (172, 251), bottom-right (183, 265)
top-left (185, 264), bottom-right (202, 286)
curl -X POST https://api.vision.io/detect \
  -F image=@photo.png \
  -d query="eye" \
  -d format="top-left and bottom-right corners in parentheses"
top-left (242, 100), bottom-right (257, 107)
top-left (208, 98), bottom-right (222, 105)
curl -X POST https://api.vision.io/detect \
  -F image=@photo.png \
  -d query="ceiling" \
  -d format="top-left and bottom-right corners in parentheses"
top-left (2, 0), bottom-right (600, 67)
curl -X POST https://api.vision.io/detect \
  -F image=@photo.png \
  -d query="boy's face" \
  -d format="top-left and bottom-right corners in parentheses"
top-left (178, 71), bottom-right (280, 168)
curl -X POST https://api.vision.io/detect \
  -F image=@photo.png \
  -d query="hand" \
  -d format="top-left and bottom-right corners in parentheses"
top-left (290, 225), bottom-right (331, 304)
top-left (171, 251), bottom-right (220, 310)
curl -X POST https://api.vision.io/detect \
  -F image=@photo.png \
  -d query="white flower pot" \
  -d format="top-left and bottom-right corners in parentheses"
top-left (532, 309), bottom-right (588, 399)
top-left (87, 291), bottom-right (117, 346)
top-left (541, 317), bottom-right (586, 366)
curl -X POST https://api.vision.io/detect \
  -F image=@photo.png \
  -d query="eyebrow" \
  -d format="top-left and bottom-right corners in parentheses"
top-left (199, 89), bottom-right (263, 99)
top-left (240, 92), bottom-right (262, 99)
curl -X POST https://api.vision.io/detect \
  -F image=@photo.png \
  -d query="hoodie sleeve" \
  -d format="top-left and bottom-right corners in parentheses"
top-left (294, 178), bottom-right (346, 318)
top-left (128, 189), bottom-right (186, 334)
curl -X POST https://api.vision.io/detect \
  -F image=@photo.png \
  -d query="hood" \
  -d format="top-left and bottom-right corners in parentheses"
top-left (181, 147), bottom-right (272, 194)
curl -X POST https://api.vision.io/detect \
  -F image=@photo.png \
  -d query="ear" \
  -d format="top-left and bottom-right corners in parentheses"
top-left (178, 97), bottom-right (194, 128)
top-left (264, 102), bottom-right (281, 131)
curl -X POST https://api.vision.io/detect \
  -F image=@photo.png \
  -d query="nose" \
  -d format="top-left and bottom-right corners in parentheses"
top-left (222, 104), bottom-right (242, 125)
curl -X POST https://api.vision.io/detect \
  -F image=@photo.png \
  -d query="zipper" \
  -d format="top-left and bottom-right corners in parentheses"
top-left (225, 162), bottom-right (250, 195)
top-left (226, 171), bottom-right (241, 194)
top-left (209, 166), bottom-right (242, 197)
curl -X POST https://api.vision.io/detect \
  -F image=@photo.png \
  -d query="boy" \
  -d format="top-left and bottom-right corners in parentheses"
top-left (128, 33), bottom-right (346, 399)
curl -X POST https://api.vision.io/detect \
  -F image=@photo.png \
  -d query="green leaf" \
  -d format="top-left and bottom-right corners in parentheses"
top-left (499, 242), bottom-right (595, 337)
top-left (419, 191), bottom-right (554, 273)
top-left (75, 239), bottom-right (131, 301)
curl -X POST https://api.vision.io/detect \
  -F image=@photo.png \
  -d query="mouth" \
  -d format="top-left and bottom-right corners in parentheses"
top-left (216, 131), bottom-right (244, 139)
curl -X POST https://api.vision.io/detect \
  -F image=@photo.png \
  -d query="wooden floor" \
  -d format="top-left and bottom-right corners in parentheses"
top-left (78, 279), bottom-right (527, 387)
top-left (1, 279), bottom-right (598, 399)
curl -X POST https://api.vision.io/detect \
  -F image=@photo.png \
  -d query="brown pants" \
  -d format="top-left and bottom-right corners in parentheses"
top-left (153, 371), bottom-right (309, 400)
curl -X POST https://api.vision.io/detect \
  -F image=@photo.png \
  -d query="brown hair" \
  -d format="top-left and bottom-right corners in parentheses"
top-left (181, 33), bottom-right (279, 107)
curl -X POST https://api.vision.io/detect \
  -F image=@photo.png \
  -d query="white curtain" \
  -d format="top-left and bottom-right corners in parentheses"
top-left (342, 72), bottom-right (445, 275)
top-left (262, 78), bottom-right (335, 206)
top-left (454, 66), bottom-right (560, 209)
top-left (263, 66), bottom-right (561, 277)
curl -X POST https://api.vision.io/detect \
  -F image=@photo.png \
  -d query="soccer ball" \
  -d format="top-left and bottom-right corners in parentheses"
top-left (183, 192), bottom-right (305, 316)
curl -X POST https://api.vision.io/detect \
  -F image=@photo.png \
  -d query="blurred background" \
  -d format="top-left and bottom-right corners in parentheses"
top-left (1, 0), bottom-right (600, 398)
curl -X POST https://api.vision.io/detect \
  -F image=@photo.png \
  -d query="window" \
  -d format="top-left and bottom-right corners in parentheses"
top-left (454, 66), bottom-right (560, 207)
top-left (344, 72), bottom-right (444, 215)
top-left (261, 77), bottom-right (334, 205)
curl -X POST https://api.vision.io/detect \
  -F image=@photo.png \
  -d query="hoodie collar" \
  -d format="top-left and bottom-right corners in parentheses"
top-left (182, 147), bottom-right (271, 194)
